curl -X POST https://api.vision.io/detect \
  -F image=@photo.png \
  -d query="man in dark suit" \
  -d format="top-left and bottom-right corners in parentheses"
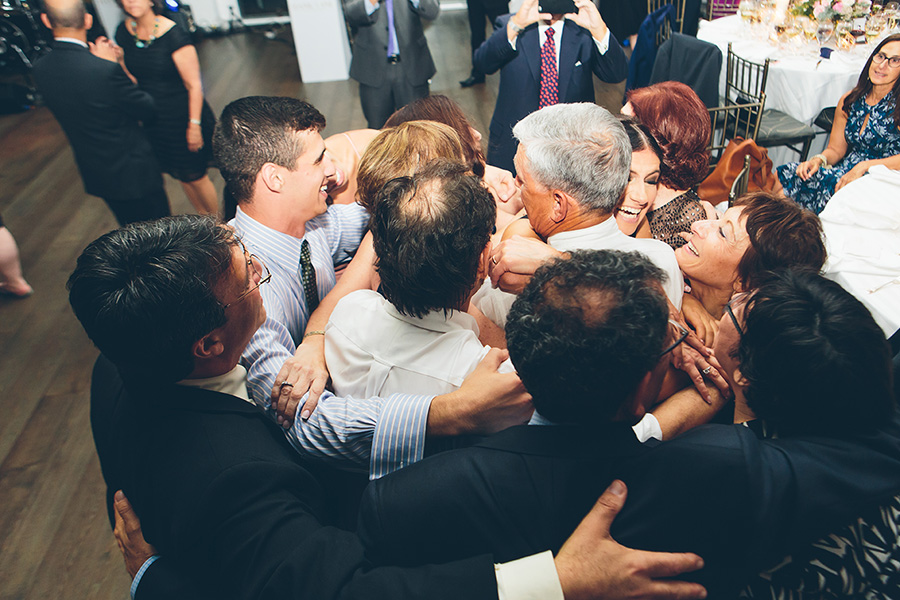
top-left (474, 0), bottom-right (627, 173)
top-left (341, 0), bottom-right (439, 129)
top-left (72, 216), bottom-right (707, 600)
top-left (33, 0), bottom-right (169, 226)
top-left (358, 253), bottom-right (900, 598)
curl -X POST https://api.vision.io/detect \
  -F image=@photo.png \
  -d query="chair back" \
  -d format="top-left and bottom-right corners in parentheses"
top-left (708, 98), bottom-right (764, 164)
top-left (647, 0), bottom-right (685, 42)
top-left (649, 33), bottom-right (722, 109)
top-left (725, 42), bottom-right (769, 104)
top-left (729, 154), bottom-right (752, 206)
top-left (708, 0), bottom-right (741, 20)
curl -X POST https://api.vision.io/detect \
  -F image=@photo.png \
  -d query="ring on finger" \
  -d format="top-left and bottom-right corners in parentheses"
top-left (701, 366), bottom-right (712, 375)
top-left (280, 382), bottom-right (294, 389)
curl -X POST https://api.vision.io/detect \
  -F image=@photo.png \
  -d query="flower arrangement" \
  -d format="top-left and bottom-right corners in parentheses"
top-left (791, 0), bottom-right (872, 21)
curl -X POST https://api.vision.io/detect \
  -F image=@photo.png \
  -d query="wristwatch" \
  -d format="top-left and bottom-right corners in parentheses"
top-left (509, 20), bottom-right (526, 36)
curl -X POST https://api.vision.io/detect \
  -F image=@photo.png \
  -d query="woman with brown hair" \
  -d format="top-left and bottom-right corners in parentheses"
top-left (624, 81), bottom-right (713, 249)
top-left (778, 34), bottom-right (900, 214)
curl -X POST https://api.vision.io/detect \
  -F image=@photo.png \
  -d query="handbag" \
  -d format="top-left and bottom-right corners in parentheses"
top-left (698, 138), bottom-right (779, 206)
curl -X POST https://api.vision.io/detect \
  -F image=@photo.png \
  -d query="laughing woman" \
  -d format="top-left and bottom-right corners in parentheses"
top-left (778, 34), bottom-right (900, 214)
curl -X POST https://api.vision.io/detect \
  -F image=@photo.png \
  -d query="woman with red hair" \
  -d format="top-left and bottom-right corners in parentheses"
top-left (624, 81), bottom-right (713, 249)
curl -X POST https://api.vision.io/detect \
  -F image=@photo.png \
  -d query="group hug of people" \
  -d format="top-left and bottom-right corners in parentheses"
top-left (69, 83), bottom-right (900, 600)
top-left (19, 0), bottom-right (900, 597)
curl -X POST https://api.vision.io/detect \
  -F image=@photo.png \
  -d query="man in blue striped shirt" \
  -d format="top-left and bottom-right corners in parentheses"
top-left (213, 96), bottom-right (533, 478)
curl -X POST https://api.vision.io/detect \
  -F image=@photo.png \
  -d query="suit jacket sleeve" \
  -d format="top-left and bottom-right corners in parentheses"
top-left (474, 16), bottom-right (519, 75)
top-left (589, 32), bottom-right (627, 83)
top-left (134, 558), bottom-right (213, 600)
top-left (108, 63), bottom-right (156, 122)
top-left (194, 461), bottom-right (500, 600)
top-left (411, 0), bottom-right (439, 21)
top-left (343, 0), bottom-right (379, 27)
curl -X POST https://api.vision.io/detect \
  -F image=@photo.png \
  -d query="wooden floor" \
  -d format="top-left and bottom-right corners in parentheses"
top-left (0, 11), bottom-right (625, 599)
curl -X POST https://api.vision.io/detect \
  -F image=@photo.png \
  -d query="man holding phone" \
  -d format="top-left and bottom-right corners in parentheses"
top-left (474, 0), bottom-right (626, 174)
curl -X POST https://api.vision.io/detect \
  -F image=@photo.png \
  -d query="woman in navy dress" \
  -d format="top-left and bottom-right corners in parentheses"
top-left (115, 0), bottom-right (218, 215)
top-left (777, 34), bottom-right (900, 214)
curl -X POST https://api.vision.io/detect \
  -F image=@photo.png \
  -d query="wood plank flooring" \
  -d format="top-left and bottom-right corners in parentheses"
top-left (0, 11), bottom-right (624, 599)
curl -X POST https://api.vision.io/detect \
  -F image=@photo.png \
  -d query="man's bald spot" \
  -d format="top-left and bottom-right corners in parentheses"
top-left (43, 0), bottom-right (86, 29)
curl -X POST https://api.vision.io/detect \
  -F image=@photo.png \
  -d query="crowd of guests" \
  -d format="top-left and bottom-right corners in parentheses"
top-left (20, 0), bottom-right (900, 596)
top-left (65, 84), bottom-right (900, 600)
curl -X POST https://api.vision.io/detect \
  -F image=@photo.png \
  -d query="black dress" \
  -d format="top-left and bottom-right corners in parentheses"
top-left (115, 21), bottom-right (214, 182)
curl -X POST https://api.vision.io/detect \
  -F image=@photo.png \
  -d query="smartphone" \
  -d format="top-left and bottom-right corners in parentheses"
top-left (538, 0), bottom-right (577, 15)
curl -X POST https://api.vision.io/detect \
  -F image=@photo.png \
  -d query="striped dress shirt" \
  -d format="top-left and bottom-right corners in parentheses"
top-left (231, 204), bottom-right (433, 478)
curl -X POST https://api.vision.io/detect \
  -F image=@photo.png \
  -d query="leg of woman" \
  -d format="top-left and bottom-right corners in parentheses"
top-left (180, 175), bottom-right (218, 215)
top-left (0, 227), bottom-right (33, 297)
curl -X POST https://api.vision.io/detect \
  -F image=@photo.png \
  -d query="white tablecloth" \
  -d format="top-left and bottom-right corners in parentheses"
top-left (698, 15), bottom-right (869, 165)
top-left (819, 165), bottom-right (900, 336)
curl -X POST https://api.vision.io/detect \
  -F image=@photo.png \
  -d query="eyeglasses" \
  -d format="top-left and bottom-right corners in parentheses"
top-left (724, 292), bottom-right (748, 339)
top-left (872, 52), bottom-right (900, 68)
top-left (659, 319), bottom-right (690, 358)
top-left (224, 241), bottom-right (271, 309)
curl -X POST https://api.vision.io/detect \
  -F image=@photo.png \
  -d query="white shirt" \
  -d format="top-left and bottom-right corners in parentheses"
top-left (326, 289), bottom-right (514, 397)
top-left (548, 218), bottom-right (684, 310)
top-left (509, 19), bottom-right (611, 63)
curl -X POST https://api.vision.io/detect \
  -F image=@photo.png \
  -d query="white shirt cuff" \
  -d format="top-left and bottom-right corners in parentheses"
top-left (593, 28), bottom-right (610, 54)
top-left (495, 551), bottom-right (565, 600)
top-left (632, 412), bottom-right (663, 443)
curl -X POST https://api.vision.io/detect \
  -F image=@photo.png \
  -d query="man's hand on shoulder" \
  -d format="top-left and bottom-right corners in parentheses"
top-left (89, 36), bottom-right (119, 63)
top-left (427, 348), bottom-right (532, 436)
top-left (555, 481), bottom-right (707, 600)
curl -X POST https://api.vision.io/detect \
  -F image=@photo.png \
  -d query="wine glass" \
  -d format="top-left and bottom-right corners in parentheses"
top-left (866, 14), bottom-right (886, 43)
top-left (739, 0), bottom-right (759, 25)
top-left (886, 2), bottom-right (900, 31)
top-left (816, 19), bottom-right (835, 46)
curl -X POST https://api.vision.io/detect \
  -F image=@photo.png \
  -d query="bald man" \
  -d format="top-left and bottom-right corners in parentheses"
top-left (33, 0), bottom-right (170, 226)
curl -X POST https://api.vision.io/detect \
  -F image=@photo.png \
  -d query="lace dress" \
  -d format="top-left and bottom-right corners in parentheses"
top-left (777, 92), bottom-right (900, 214)
top-left (646, 189), bottom-right (706, 249)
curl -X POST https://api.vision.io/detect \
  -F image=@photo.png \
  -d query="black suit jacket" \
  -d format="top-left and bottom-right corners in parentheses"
top-left (32, 41), bottom-right (163, 200)
top-left (90, 356), bottom-right (499, 600)
top-left (474, 16), bottom-right (627, 173)
top-left (359, 417), bottom-right (900, 597)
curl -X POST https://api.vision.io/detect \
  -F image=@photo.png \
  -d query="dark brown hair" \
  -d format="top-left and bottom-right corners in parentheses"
top-left (626, 82), bottom-right (711, 191)
top-left (385, 95), bottom-right (485, 177)
top-left (842, 33), bottom-right (900, 127)
top-left (733, 192), bottom-right (826, 291)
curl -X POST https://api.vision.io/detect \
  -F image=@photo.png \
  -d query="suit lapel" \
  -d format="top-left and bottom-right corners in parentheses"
top-left (521, 25), bottom-right (542, 87)
top-left (557, 21), bottom-right (581, 102)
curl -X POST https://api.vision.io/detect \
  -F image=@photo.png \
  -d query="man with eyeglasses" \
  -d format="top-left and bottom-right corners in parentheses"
top-left (358, 249), bottom-right (691, 565)
top-left (75, 219), bottom-right (708, 600)
top-left (357, 259), bottom-right (900, 598)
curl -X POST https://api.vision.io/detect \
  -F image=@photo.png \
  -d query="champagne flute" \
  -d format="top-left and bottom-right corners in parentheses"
top-left (867, 15), bottom-right (886, 43)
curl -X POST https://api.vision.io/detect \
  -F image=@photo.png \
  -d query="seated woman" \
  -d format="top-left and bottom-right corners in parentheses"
top-left (778, 35), bottom-right (900, 215)
top-left (615, 117), bottom-right (662, 237)
top-left (623, 81), bottom-right (715, 248)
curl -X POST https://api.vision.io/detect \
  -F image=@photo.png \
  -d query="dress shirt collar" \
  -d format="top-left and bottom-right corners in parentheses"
top-left (178, 364), bottom-right (253, 405)
top-left (55, 37), bottom-right (89, 48)
top-left (383, 301), bottom-right (481, 336)
top-left (546, 216), bottom-right (618, 249)
top-left (233, 206), bottom-right (306, 273)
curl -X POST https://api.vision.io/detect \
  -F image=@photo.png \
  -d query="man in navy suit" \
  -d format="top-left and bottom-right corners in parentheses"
top-left (474, 0), bottom-right (627, 173)
top-left (33, 0), bottom-right (169, 226)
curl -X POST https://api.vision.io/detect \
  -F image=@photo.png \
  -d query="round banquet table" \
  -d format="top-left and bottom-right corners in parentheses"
top-left (698, 14), bottom-right (872, 165)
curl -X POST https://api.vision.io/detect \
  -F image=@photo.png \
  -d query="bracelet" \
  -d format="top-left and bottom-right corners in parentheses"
top-left (812, 153), bottom-right (829, 169)
top-left (509, 20), bottom-right (526, 35)
top-left (189, 118), bottom-right (202, 126)
top-left (303, 330), bottom-right (325, 339)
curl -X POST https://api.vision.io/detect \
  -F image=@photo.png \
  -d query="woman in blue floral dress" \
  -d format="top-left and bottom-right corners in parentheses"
top-left (777, 34), bottom-right (900, 214)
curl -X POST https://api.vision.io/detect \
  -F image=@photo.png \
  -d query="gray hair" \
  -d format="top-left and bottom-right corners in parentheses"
top-left (513, 103), bottom-right (630, 214)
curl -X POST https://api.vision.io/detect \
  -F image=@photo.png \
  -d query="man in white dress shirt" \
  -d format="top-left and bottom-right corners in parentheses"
top-left (473, 102), bottom-right (683, 328)
top-left (326, 160), bottom-right (516, 398)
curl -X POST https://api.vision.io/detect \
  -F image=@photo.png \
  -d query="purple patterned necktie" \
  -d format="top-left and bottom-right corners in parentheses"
top-left (385, 0), bottom-right (398, 56)
top-left (539, 27), bottom-right (559, 109)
